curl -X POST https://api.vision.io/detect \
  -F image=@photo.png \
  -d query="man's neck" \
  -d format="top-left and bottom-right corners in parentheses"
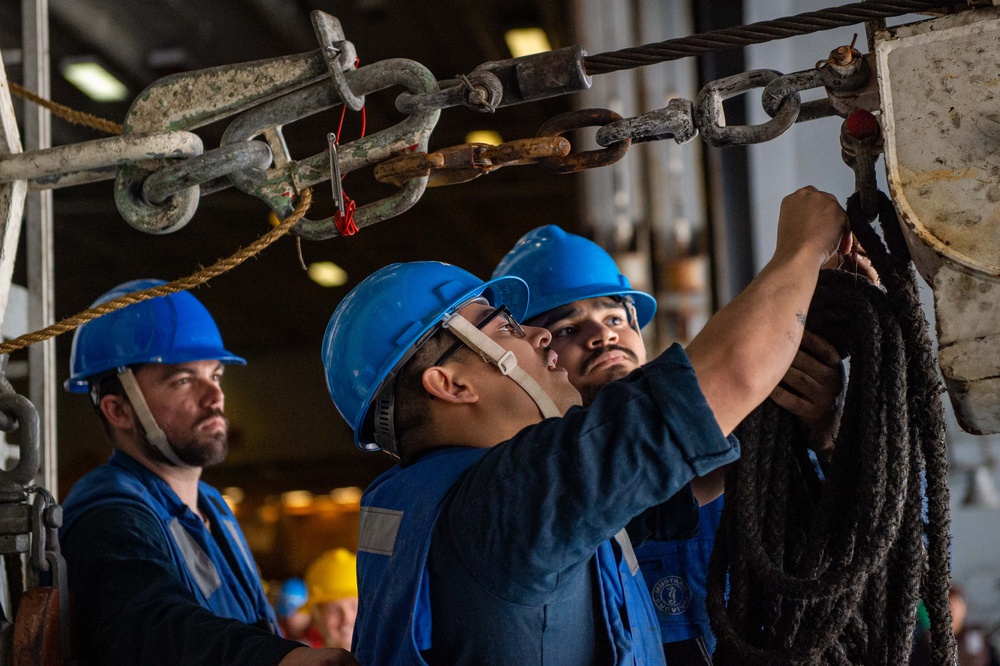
top-left (117, 441), bottom-right (203, 513)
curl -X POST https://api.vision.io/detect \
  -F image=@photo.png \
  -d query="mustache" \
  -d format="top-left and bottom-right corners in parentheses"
top-left (197, 408), bottom-right (228, 427)
top-left (583, 344), bottom-right (640, 374)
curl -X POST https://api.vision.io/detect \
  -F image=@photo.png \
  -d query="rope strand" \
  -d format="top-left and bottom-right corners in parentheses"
top-left (0, 189), bottom-right (313, 356)
top-left (7, 81), bottom-right (122, 135)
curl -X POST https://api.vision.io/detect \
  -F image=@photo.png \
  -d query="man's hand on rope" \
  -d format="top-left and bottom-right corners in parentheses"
top-left (822, 234), bottom-right (880, 285)
top-left (775, 186), bottom-right (852, 269)
top-left (769, 330), bottom-right (845, 470)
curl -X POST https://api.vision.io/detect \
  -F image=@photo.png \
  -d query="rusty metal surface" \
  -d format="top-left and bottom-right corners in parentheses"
top-left (537, 109), bottom-right (630, 174)
top-left (374, 137), bottom-right (570, 188)
top-left (11, 587), bottom-right (59, 666)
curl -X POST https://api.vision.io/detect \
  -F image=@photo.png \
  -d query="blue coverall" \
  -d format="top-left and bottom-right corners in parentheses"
top-left (61, 450), bottom-right (302, 666)
top-left (353, 344), bottom-right (740, 665)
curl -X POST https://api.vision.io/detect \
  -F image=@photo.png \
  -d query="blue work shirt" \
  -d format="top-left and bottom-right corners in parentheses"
top-left (61, 450), bottom-right (301, 666)
top-left (353, 344), bottom-right (740, 665)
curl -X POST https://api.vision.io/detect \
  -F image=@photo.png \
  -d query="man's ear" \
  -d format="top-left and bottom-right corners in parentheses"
top-left (99, 394), bottom-right (134, 430)
top-left (421, 365), bottom-right (479, 405)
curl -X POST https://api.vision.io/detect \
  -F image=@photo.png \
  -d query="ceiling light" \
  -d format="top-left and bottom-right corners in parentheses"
top-left (61, 60), bottom-right (129, 102)
top-left (330, 486), bottom-right (363, 506)
top-left (281, 490), bottom-right (314, 511)
top-left (308, 261), bottom-right (348, 287)
top-left (465, 130), bottom-right (503, 146)
top-left (505, 27), bottom-right (552, 58)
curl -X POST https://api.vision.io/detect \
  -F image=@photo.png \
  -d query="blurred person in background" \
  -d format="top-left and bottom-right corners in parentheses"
top-left (303, 549), bottom-right (359, 650)
top-left (275, 578), bottom-right (312, 644)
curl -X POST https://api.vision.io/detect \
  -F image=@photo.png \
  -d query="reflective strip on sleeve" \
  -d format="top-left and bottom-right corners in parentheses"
top-left (167, 518), bottom-right (222, 598)
top-left (614, 528), bottom-right (640, 576)
top-left (358, 506), bottom-right (404, 556)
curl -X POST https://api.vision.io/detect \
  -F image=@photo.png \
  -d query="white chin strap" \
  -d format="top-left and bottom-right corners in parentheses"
top-left (118, 368), bottom-right (195, 469)
top-left (441, 313), bottom-right (562, 420)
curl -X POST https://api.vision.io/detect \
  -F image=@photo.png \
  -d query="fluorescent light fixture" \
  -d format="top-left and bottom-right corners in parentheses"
top-left (465, 130), bottom-right (503, 146)
top-left (504, 27), bottom-right (552, 58)
top-left (308, 261), bottom-right (348, 287)
top-left (61, 60), bottom-right (129, 102)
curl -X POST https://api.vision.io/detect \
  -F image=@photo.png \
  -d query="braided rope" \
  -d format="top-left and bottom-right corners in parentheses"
top-left (0, 188), bottom-right (313, 356)
top-left (706, 191), bottom-right (955, 665)
top-left (8, 81), bottom-right (122, 135)
top-left (584, 0), bottom-right (958, 75)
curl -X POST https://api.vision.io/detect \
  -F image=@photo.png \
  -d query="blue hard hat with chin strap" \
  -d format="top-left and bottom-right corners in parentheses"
top-left (322, 261), bottom-right (534, 454)
top-left (491, 225), bottom-right (657, 327)
top-left (65, 278), bottom-right (246, 394)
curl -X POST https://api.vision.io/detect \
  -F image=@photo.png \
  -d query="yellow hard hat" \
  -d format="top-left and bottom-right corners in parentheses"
top-left (304, 548), bottom-right (358, 610)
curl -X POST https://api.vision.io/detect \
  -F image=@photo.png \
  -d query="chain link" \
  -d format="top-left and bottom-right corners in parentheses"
top-left (374, 137), bottom-right (570, 188)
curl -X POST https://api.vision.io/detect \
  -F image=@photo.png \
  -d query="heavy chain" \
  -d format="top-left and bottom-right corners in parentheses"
top-left (0, 5), bottom-right (936, 231)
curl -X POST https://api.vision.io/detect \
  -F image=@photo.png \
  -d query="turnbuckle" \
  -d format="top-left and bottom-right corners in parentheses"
top-left (373, 136), bottom-right (571, 188)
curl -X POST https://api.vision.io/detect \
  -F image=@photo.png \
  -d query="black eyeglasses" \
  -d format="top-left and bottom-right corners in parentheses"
top-left (433, 305), bottom-right (525, 367)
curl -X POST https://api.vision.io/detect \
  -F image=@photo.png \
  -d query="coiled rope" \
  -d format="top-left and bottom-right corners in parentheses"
top-left (706, 191), bottom-right (955, 665)
top-left (0, 189), bottom-right (313, 356)
top-left (584, 0), bottom-right (959, 75)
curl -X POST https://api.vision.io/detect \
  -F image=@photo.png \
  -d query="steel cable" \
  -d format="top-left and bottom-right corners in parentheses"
top-left (705, 191), bottom-right (955, 665)
top-left (584, 0), bottom-right (960, 75)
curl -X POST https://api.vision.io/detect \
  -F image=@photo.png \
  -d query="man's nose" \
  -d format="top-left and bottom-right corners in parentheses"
top-left (587, 322), bottom-right (618, 348)
top-left (523, 324), bottom-right (552, 348)
top-left (200, 379), bottom-right (224, 407)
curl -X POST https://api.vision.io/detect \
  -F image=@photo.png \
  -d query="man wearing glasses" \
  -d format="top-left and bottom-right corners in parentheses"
top-left (323, 187), bottom-right (850, 665)
top-left (492, 225), bottom-right (851, 664)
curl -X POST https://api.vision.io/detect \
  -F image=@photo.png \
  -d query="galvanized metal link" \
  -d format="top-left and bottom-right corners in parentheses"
top-left (537, 109), bottom-right (631, 174)
top-left (695, 69), bottom-right (801, 147)
top-left (142, 141), bottom-right (273, 205)
top-left (221, 57), bottom-right (440, 240)
top-left (0, 393), bottom-right (40, 498)
top-left (114, 10), bottom-right (349, 234)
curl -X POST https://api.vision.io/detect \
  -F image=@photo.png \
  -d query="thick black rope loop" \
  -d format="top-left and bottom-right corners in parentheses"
top-left (706, 191), bottom-right (955, 665)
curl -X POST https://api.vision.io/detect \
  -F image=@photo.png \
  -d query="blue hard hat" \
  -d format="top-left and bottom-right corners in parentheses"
top-left (492, 225), bottom-right (656, 327)
top-left (322, 261), bottom-right (528, 451)
top-left (65, 279), bottom-right (246, 393)
top-left (276, 577), bottom-right (308, 616)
